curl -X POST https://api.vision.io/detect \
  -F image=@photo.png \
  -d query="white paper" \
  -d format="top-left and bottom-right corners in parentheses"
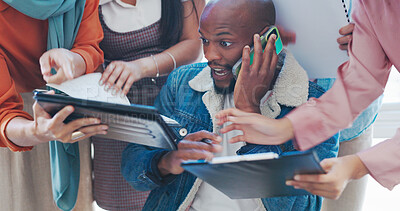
top-left (47, 73), bottom-right (131, 105)
top-left (273, 0), bottom-right (350, 78)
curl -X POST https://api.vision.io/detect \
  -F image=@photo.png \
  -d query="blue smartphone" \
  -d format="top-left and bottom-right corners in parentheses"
top-left (232, 26), bottom-right (283, 79)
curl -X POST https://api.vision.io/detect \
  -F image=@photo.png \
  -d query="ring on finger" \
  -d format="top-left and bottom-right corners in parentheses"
top-left (71, 131), bottom-right (85, 140)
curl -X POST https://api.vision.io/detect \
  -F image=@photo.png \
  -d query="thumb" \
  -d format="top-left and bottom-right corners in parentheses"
top-left (320, 158), bottom-right (336, 172)
top-left (40, 53), bottom-right (52, 77)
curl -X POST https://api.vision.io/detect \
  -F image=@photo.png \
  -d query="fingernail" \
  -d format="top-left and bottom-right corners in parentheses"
top-left (67, 106), bottom-right (74, 112)
top-left (286, 181), bottom-right (292, 186)
top-left (104, 84), bottom-right (110, 91)
top-left (99, 80), bottom-right (104, 85)
top-left (112, 88), bottom-right (118, 96)
top-left (93, 119), bottom-right (101, 124)
top-left (294, 175), bottom-right (300, 180)
top-left (255, 34), bottom-right (260, 39)
top-left (294, 186), bottom-right (300, 189)
top-left (101, 126), bottom-right (108, 130)
top-left (120, 92), bottom-right (126, 98)
top-left (101, 131), bottom-right (107, 135)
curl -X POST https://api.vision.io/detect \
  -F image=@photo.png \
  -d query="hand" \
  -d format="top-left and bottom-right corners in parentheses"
top-left (31, 92), bottom-right (108, 143)
top-left (234, 34), bottom-right (278, 113)
top-left (100, 60), bottom-right (146, 96)
top-left (216, 108), bottom-right (294, 145)
top-left (337, 23), bottom-right (355, 51)
top-left (277, 25), bottom-right (296, 46)
top-left (157, 130), bottom-right (222, 176)
top-left (286, 155), bottom-right (369, 199)
top-left (40, 48), bottom-right (86, 84)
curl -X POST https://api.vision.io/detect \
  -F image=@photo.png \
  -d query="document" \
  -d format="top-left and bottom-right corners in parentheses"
top-left (181, 151), bottom-right (324, 199)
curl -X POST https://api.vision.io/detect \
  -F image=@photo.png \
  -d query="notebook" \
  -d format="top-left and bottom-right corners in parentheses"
top-left (181, 151), bottom-right (325, 199)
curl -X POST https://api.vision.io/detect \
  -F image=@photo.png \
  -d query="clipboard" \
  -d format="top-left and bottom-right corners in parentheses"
top-left (181, 151), bottom-right (325, 199)
top-left (33, 91), bottom-right (183, 150)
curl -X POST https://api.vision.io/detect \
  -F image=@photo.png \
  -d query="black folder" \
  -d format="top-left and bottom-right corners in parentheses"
top-left (181, 151), bottom-right (325, 199)
top-left (33, 91), bottom-right (183, 150)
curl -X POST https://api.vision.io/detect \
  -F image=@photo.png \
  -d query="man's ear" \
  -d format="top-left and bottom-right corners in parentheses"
top-left (258, 25), bottom-right (272, 37)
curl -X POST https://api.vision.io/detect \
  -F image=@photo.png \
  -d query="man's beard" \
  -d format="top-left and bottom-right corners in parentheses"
top-left (213, 76), bottom-right (236, 95)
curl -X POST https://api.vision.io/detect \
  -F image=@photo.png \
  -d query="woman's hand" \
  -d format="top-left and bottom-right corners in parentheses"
top-left (40, 48), bottom-right (86, 84)
top-left (337, 23), bottom-right (355, 51)
top-left (100, 60), bottom-right (149, 96)
top-left (30, 92), bottom-right (108, 144)
top-left (216, 108), bottom-right (294, 145)
top-left (286, 154), bottom-right (369, 199)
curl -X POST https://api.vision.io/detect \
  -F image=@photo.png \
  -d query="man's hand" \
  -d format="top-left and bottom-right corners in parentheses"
top-left (40, 48), bottom-right (86, 84)
top-left (100, 60), bottom-right (147, 96)
top-left (286, 155), bottom-right (369, 199)
top-left (31, 92), bottom-right (108, 144)
top-left (157, 130), bottom-right (222, 176)
top-left (234, 34), bottom-right (278, 113)
top-left (216, 108), bottom-right (294, 145)
top-left (337, 23), bottom-right (355, 51)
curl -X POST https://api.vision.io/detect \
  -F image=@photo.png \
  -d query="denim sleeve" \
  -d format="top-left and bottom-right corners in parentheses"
top-left (121, 144), bottom-right (177, 191)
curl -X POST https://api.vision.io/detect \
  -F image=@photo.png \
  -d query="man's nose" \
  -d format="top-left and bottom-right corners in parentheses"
top-left (204, 44), bottom-right (222, 62)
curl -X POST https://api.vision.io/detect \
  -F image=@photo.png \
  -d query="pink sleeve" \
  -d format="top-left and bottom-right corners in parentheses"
top-left (357, 129), bottom-right (400, 190)
top-left (286, 0), bottom-right (392, 151)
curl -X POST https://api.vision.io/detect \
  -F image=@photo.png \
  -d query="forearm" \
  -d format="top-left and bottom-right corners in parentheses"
top-left (4, 117), bottom-right (42, 147)
top-left (135, 39), bottom-right (202, 78)
top-left (121, 144), bottom-right (175, 190)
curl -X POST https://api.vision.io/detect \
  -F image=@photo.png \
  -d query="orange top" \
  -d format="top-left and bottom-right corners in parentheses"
top-left (0, 0), bottom-right (104, 152)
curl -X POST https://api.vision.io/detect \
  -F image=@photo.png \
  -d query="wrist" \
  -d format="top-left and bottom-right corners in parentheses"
top-left (136, 57), bottom-right (156, 78)
top-left (157, 152), bottom-right (173, 176)
top-left (70, 51), bottom-right (86, 78)
top-left (280, 117), bottom-right (295, 141)
top-left (347, 155), bottom-right (369, 180)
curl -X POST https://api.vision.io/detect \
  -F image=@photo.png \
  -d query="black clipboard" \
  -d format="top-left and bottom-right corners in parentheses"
top-left (33, 91), bottom-right (182, 150)
top-left (181, 151), bottom-right (325, 199)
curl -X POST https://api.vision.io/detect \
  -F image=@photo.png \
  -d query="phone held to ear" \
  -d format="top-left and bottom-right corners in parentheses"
top-left (232, 26), bottom-right (283, 79)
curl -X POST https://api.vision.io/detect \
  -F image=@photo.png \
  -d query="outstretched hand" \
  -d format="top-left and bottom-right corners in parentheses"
top-left (215, 108), bottom-right (294, 145)
top-left (286, 154), bottom-right (369, 199)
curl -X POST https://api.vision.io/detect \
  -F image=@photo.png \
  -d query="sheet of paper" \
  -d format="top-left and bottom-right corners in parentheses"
top-left (273, 0), bottom-right (350, 78)
top-left (47, 73), bottom-right (131, 105)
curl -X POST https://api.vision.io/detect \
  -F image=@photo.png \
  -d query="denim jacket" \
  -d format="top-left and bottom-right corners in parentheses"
top-left (121, 52), bottom-right (339, 211)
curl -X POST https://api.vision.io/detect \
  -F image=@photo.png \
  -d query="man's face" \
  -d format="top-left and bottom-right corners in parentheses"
top-left (199, 6), bottom-right (255, 90)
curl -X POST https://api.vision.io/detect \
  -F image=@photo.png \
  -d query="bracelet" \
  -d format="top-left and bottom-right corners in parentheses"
top-left (151, 54), bottom-right (160, 78)
top-left (165, 51), bottom-right (177, 70)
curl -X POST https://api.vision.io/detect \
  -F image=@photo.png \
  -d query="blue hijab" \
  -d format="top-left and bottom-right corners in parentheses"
top-left (4, 0), bottom-right (86, 210)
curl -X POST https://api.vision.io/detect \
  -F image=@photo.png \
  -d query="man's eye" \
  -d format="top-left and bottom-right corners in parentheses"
top-left (200, 37), bottom-right (209, 44)
top-left (220, 41), bottom-right (232, 47)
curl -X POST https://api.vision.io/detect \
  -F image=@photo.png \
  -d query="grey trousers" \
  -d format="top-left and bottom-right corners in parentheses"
top-left (0, 93), bottom-right (93, 211)
top-left (321, 126), bottom-right (373, 211)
